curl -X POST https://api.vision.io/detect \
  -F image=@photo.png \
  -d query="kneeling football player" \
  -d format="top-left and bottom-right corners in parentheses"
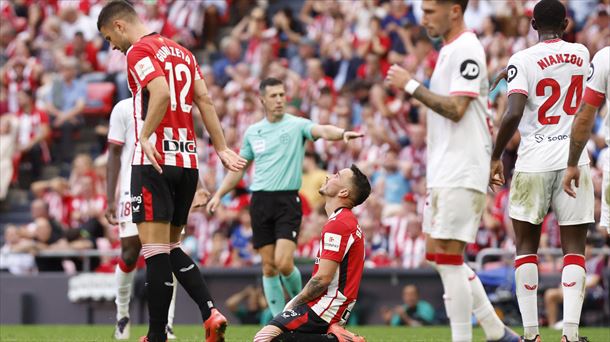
top-left (254, 165), bottom-right (371, 342)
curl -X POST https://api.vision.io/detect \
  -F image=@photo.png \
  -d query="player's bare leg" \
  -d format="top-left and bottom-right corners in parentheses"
top-left (513, 220), bottom-right (542, 342)
top-left (558, 224), bottom-right (588, 342)
top-left (434, 239), bottom-right (473, 342)
top-left (259, 243), bottom-right (286, 315)
top-left (114, 235), bottom-right (141, 340)
top-left (138, 221), bottom-right (173, 342)
top-left (275, 238), bottom-right (302, 299)
top-left (169, 225), bottom-right (226, 342)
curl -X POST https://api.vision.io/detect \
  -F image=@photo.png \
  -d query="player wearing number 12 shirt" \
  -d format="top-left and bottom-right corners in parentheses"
top-left (98, 1), bottom-right (246, 342)
top-left (490, 1), bottom-right (592, 341)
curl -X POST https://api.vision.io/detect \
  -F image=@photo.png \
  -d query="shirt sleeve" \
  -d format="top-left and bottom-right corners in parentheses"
top-left (583, 48), bottom-right (608, 107)
top-left (194, 62), bottom-right (203, 81)
top-left (448, 46), bottom-right (485, 97)
top-left (319, 220), bottom-right (352, 263)
top-left (294, 116), bottom-right (315, 141)
top-left (107, 102), bottom-right (127, 145)
top-left (126, 44), bottom-right (165, 88)
top-left (239, 133), bottom-right (254, 161)
top-left (506, 53), bottom-right (529, 97)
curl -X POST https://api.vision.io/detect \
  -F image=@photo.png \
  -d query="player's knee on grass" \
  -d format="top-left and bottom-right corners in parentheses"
top-left (254, 325), bottom-right (282, 342)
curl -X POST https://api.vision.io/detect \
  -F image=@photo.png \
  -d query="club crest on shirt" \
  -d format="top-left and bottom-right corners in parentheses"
top-left (324, 233), bottom-right (341, 252)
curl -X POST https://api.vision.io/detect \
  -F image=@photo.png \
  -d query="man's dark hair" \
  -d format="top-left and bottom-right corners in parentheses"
top-left (533, 0), bottom-right (566, 31)
top-left (97, 0), bottom-right (137, 31)
top-left (349, 164), bottom-right (371, 207)
top-left (259, 77), bottom-right (284, 94)
top-left (437, 0), bottom-right (469, 13)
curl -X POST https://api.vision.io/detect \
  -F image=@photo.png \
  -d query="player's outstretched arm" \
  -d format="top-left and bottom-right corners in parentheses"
top-left (105, 143), bottom-right (123, 225)
top-left (311, 124), bottom-right (364, 143)
top-left (386, 64), bottom-right (472, 122)
top-left (562, 102), bottom-right (598, 198)
top-left (193, 78), bottom-right (247, 172)
top-left (489, 93), bottom-right (527, 189)
top-left (140, 76), bottom-right (170, 173)
top-left (284, 258), bottom-right (339, 310)
top-left (206, 160), bottom-right (252, 214)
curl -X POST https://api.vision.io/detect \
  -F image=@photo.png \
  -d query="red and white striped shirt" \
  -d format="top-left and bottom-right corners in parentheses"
top-left (309, 208), bottom-right (364, 325)
top-left (126, 33), bottom-right (202, 169)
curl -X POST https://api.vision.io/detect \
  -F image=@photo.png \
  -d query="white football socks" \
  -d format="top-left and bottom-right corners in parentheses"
top-left (115, 263), bottom-right (136, 320)
top-left (515, 254), bottom-right (539, 340)
top-left (562, 254), bottom-right (586, 341)
top-left (437, 254), bottom-right (472, 342)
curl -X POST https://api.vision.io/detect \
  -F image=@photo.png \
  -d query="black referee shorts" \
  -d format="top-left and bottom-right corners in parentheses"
top-left (250, 190), bottom-right (302, 249)
top-left (130, 165), bottom-right (198, 227)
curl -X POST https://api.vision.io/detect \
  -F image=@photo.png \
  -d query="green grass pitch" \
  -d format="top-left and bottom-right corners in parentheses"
top-left (0, 325), bottom-right (609, 341)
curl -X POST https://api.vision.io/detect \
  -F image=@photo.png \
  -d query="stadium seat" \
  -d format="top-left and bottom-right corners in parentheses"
top-left (82, 82), bottom-right (115, 118)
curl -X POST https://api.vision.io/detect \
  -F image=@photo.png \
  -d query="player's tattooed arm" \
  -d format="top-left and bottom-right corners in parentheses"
top-left (284, 258), bottom-right (339, 310)
top-left (286, 277), bottom-right (329, 308)
top-left (411, 87), bottom-right (472, 123)
top-left (567, 102), bottom-right (597, 167)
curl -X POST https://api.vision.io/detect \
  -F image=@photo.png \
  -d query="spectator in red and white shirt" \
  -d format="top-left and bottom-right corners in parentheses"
top-left (15, 89), bottom-right (50, 186)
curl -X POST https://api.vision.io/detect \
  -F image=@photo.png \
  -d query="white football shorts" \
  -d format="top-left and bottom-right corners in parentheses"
top-left (423, 187), bottom-right (486, 243)
top-left (509, 166), bottom-right (594, 225)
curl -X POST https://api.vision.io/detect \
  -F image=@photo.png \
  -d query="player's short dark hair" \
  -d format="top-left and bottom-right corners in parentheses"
top-left (533, 0), bottom-right (566, 31)
top-left (349, 164), bottom-right (371, 207)
top-left (97, 0), bottom-right (138, 31)
top-left (436, 0), bottom-right (469, 13)
top-left (259, 77), bottom-right (284, 94)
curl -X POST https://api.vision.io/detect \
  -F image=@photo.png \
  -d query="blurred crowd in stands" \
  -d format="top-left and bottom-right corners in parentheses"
top-left (0, 0), bottom-right (609, 277)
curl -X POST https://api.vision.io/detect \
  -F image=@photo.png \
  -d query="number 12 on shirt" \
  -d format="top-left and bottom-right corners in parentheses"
top-left (164, 62), bottom-right (192, 113)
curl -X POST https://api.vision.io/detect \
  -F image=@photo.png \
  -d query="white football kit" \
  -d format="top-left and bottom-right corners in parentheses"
top-left (422, 31), bottom-right (492, 243)
top-left (108, 98), bottom-right (140, 238)
top-left (506, 39), bottom-right (593, 225)
top-left (583, 46), bottom-right (609, 229)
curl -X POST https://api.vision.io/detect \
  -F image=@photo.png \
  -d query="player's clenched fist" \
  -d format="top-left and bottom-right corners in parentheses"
top-left (386, 64), bottom-right (412, 89)
top-left (489, 158), bottom-right (505, 191)
top-left (218, 148), bottom-right (247, 172)
top-left (105, 203), bottom-right (118, 225)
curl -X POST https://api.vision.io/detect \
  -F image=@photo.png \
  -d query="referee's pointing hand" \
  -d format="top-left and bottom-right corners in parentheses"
top-left (343, 131), bottom-right (364, 143)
